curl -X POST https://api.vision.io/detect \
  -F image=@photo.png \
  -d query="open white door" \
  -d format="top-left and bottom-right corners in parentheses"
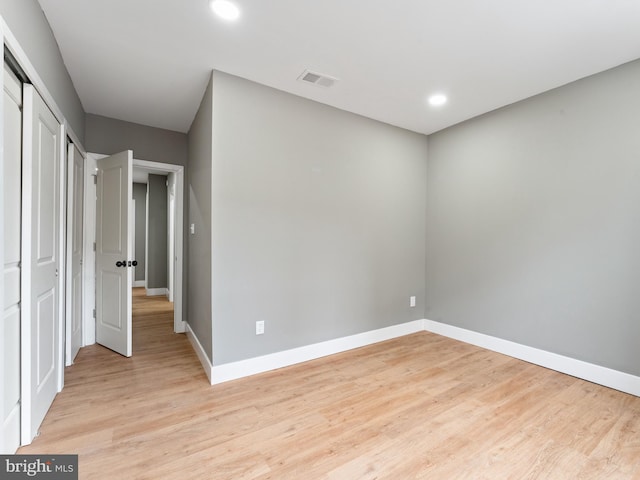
top-left (96, 151), bottom-right (133, 357)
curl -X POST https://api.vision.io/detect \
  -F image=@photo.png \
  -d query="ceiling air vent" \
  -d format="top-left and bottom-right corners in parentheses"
top-left (298, 69), bottom-right (339, 88)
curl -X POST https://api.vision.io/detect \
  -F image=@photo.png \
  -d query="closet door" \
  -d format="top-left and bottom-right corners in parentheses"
top-left (22, 84), bottom-right (62, 443)
top-left (1, 63), bottom-right (23, 454)
top-left (66, 143), bottom-right (84, 365)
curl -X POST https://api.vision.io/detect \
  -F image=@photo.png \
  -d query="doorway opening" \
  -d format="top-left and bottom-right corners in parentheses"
top-left (83, 154), bottom-right (185, 353)
top-left (131, 162), bottom-right (183, 322)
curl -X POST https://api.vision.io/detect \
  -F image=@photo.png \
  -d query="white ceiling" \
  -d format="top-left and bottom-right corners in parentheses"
top-left (38, 0), bottom-right (640, 135)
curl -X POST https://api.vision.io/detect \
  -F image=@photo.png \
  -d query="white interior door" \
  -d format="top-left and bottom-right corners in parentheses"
top-left (22, 84), bottom-right (62, 443)
top-left (131, 199), bottom-right (136, 285)
top-left (2, 64), bottom-right (23, 454)
top-left (65, 143), bottom-right (84, 365)
top-left (96, 151), bottom-right (133, 357)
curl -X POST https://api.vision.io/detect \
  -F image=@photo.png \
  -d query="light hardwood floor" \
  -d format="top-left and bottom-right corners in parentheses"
top-left (19, 289), bottom-right (640, 479)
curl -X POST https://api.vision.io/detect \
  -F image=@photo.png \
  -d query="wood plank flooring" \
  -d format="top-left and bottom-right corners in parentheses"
top-left (19, 289), bottom-right (640, 478)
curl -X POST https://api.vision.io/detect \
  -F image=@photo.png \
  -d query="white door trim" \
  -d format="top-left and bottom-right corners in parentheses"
top-left (144, 184), bottom-right (149, 290)
top-left (82, 154), bottom-right (99, 347)
top-left (168, 176), bottom-right (175, 303)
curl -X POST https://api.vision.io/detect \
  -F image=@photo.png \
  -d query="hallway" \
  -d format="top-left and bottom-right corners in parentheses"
top-left (18, 288), bottom-right (207, 477)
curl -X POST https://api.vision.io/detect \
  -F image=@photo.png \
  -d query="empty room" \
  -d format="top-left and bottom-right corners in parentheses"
top-left (1, 1), bottom-right (640, 478)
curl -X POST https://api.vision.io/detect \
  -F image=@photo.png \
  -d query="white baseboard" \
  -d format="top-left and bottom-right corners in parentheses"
top-left (186, 324), bottom-right (212, 384)
top-left (424, 319), bottom-right (640, 397)
top-left (209, 320), bottom-right (425, 385)
top-left (185, 316), bottom-right (640, 397)
top-left (146, 287), bottom-right (167, 297)
top-left (133, 280), bottom-right (145, 288)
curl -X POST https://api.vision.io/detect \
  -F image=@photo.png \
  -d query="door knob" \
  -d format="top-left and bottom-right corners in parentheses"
top-left (132, 260), bottom-right (138, 267)
top-left (116, 261), bottom-right (124, 267)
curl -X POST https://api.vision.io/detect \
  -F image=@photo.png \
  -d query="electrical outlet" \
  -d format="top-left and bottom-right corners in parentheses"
top-left (410, 296), bottom-right (416, 307)
top-left (256, 320), bottom-right (265, 335)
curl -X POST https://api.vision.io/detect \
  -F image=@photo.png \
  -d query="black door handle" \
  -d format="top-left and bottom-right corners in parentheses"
top-left (116, 260), bottom-right (124, 267)
top-left (132, 260), bottom-right (138, 267)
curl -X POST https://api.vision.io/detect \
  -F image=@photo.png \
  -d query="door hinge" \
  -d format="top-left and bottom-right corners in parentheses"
top-left (93, 242), bottom-right (96, 252)
top-left (92, 308), bottom-right (96, 318)
top-left (93, 174), bottom-right (97, 185)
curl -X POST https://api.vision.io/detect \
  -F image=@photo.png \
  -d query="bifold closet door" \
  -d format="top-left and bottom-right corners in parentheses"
top-left (66, 143), bottom-right (84, 365)
top-left (22, 83), bottom-right (62, 444)
top-left (1, 63), bottom-right (23, 454)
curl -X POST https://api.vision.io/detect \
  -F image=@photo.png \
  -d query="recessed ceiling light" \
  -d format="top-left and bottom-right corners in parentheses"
top-left (209, 0), bottom-right (240, 21)
top-left (428, 94), bottom-right (448, 107)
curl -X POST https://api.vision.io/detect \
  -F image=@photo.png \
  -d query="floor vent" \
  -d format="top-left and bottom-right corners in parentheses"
top-left (298, 69), bottom-right (339, 88)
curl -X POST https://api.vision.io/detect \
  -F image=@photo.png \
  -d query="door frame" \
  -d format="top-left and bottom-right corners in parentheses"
top-left (83, 157), bottom-right (186, 340)
top-left (168, 175), bottom-right (175, 303)
top-left (133, 159), bottom-right (185, 333)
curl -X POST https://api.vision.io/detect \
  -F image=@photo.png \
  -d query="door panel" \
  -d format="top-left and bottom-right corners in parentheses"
top-left (24, 84), bottom-right (61, 443)
top-left (66, 144), bottom-right (84, 365)
top-left (2, 63), bottom-right (22, 454)
top-left (36, 290), bottom-right (56, 385)
top-left (96, 151), bottom-right (132, 357)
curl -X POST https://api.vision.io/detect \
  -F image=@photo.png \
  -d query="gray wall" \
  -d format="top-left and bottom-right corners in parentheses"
top-left (85, 114), bottom-right (187, 166)
top-left (187, 73), bottom-right (214, 360)
top-left (147, 175), bottom-right (167, 289)
top-left (211, 71), bottom-right (428, 365)
top-left (132, 183), bottom-right (147, 282)
top-left (0, 0), bottom-right (85, 142)
top-left (426, 58), bottom-right (640, 376)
